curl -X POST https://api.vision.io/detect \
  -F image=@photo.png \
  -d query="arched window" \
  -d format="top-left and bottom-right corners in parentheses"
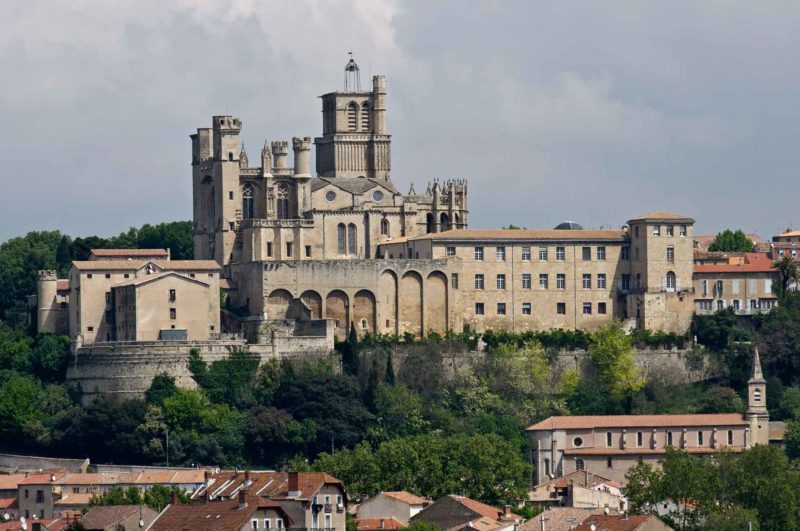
top-left (606, 432), bottom-right (612, 447)
top-left (426, 213), bottom-right (434, 234)
top-left (347, 102), bottom-right (358, 132)
top-left (575, 459), bottom-right (585, 471)
top-left (361, 102), bottom-right (370, 131)
top-left (667, 431), bottom-right (674, 447)
top-left (440, 212), bottom-right (450, 231)
top-left (380, 218), bottom-right (390, 236)
top-left (666, 271), bottom-right (677, 291)
top-left (337, 224), bottom-right (346, 255)
top-left (207, 184), bottom-right (216, 225)
top-left (276, 184), bottom-right (289, 220)
top-left (242, 185), bottom-right (254, 219)
top-left (347, 224), bottom-right (357, 256)
top-left (361, 319), bottom-right (368, 330)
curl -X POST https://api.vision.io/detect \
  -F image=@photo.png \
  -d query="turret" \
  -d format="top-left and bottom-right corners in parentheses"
top-left (293, 137), bottom-right (312, 178)
top-left (372, 75), bottom-right (387, 134)
top-left (272, 141), bottom-right (289, 170)
top-left (746, 347), bottom-right (770, 446)
top-left (212, 115), bottom-right (241, 162)
top-left (239, 144), bottom-right (249, 168)
top-left (261, 141), bottom-right (272, 177)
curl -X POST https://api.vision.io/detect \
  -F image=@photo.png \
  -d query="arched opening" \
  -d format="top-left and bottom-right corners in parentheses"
top-left (454, 212), bottom-right (461, 228)
top-left (426, 213), bottom-right (434, 234)
top-left (380, 218), bottom-right (390, 236)
top-left (575, 459), bottom-right (585, 471)
top-left (400, 271), bottom-right (423, 337)
top-left (347, 223), bottom-right (357, 256)
top-left (353, 289), bottom-right (377, 334)
top-left (440, 212), bottom-right (450, 231)
top-left (425, 271), bottom-right (448, 334)
top-left (242, 185), bottom-right (254, 219)
top-left (267, 289), bottom-right (293, 320)
top-left (300, 290), bottom-right (323, 319)
top-left (361, 102), bottom-right (370, 132)
top-left (325, 290), bottom-right (349, 338)
top-left (666, 271), bottom-right (677, 292)
top-left (347, 102), bottom-right (358, 132)
top-left (380, 270), bottom-right (398, 334)
top-left (276, 184), bottom-right (289, 220)
top-left (337, 224), bottom-right (346, 255)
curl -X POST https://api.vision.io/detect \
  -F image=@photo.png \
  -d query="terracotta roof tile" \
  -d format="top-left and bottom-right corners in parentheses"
top-left (56, 280), bottom-right (70, 291)
top-left (79, 505), bottom-right (142, 529)
top-left (357, 517), bottom-right (406, 530)
top-left (0, 497), bottom-right (17, 509)
top-left (527, 414), bottom-right (746, 431)
top-left (90, 249), bottom-right (168, 257)
top-left (694, 252), bottom-right (775, 274)
top-left (627, 211), bottom-right (694, 222)
top-left (149, 498), bottom-right (254, 531)
top-left (54, 492), bottom-right (95, 506)
top-left (518, 508), bottom-right (605, 531)
top-left (197, 472), bottom-right (345, 502)
top-left (408, 229), bottom-right (627, 243)
top-left (573, 514), bottom-right (665, 531)
top-left (19, 470), bottom-right (67, 485)
top-left (381, 491), bottom-right (430, 505)
top-left (0, 474), bottom-right (28, 490)
top-left (72, 260), bottom-right (220, 271)
top-left (447, 496), bottom-right (520, 521)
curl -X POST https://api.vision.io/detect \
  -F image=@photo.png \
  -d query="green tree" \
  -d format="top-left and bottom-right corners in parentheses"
top-left (784, 414), bottom-right (800, 460)
top-left (145, 373), bottom-right (178, 406)
top-left (30, 334), bottom-right (71, 382)
top-left (704, 506), bottom-right (760, 531)
top-left (587, 322), bottom-right (644, 411)
top-left (187, 347), bottom-right (259, 409)
top-left (699, 386), bottom-right (745, 413)
top-left (708, 229), bottom-right (754, 252)
top-left (384, 350), bottom-right (395, 385)
top-left (773, 254), bottom-right (799, 296)
top-left (143, 485), bottom-right (192, 511)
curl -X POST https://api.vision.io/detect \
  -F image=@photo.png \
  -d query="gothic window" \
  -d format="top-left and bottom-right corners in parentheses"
top-left (242, 185), bottom-right (254, 219)
top-left (347, 102), bottom-right (358, 132)
top-left (361, 102), bottom-right (370, 131)
top-left (426, 213), bottom-right (434, 233)
top-left (347, 223), bottom-right (357, 256)
top-left (276, 184), bottom-right (289, 220)
top-left (337, 224), bottom-right (346, 255)
top-left (380, 218), bottom-right (389, 236)
top-left (440, 213), bottom-right (450, 231)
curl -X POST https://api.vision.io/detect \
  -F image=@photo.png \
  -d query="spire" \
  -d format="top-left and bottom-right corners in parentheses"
top-left (750, 347), bottom-right (765, 383)
top-left (344, 51), bottom-right (361, 91)
top-left (239, 143), bottom-right (249, 168)
top-left (408, 183), bottom-right (416, 195)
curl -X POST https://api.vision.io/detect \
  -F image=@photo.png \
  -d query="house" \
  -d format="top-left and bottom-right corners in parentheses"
top-left (192, 471), bottom-right (348, 531)
top-left (410, 495), bottom-right (521, 531)
top-left (16, 470), bottom-right (67, 520)
top-left (357, 517), bottom-right (407, 531)
top-left (573, 514), bottom-right (673, 531)
top-left (149, 490), bottom-right (293, 531)
top-left (518, 508), bottom-right (616, 531)
top-left (357, 491), bottom-right (431, 524)
top-left (78, 505), bottom-right (159, 531)
top-left (528, 470), bottom-right (625, 511)
top-left (693, 252), bottom-right (777, 315)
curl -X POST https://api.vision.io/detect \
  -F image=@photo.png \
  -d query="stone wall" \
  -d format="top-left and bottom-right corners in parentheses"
top-left (0, 453), bottom-right (89, 474)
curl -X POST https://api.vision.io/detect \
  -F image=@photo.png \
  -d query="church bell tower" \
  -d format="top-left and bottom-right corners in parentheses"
top-left (746, 347), bottom-right (770, 446)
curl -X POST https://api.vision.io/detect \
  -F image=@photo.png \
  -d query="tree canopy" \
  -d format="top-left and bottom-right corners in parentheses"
top-left (707, 229), bottom-right (755, 252)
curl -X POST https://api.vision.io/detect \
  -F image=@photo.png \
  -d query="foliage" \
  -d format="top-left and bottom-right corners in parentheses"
top-left (773, 254), bottom-right (799, 296)
top-left (707, 229), bottom-right (755, 252)
top-left (188, 347), bottom-right (259, 409)
top-left (88, 484), bottom-right (191, 511)
top-left (587, 321), bottom-right (644, 410)
top-left (757, 292), bottom-right (800, 384)
top-left (145, 373), bottom-right (178, 407)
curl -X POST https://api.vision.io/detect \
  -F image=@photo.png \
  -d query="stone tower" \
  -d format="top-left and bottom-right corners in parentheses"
top-left (746, 347), bottom-right (770, 446)
top-left (315, 56), bottom-right (390, 180)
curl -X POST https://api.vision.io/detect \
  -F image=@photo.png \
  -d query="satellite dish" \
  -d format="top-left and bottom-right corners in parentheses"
top-left (590, 524), bottom-right (596, 531)
top-left (604, 507), bottom-right (610, 515)
top-left (548, 473), bottom-right (555, 479)
top-left (20, 516), bottom-right (28, 530)
top-left (2, 513), bottom-right (9, 520)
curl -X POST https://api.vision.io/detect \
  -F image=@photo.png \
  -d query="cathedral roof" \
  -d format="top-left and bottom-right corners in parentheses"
top-left (310, 177), bottom-right (398, 195)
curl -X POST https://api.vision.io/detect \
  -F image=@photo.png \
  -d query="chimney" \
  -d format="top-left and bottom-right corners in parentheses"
top-left (288, 472), bottom-right (300, 496)
top-left (503, 505), bottom-right (512, 518)
top-left (204, 470), bottom-right (210, 484)
top-left (245, 470), bottom-right (251, 487)
top-left (238, 489), bottom-right (248, 509)
top-left (171, 491), bottom-right (179, 506)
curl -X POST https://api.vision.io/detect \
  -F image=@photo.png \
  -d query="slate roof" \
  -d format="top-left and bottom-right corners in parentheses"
top-left (527, 414), bottom-right (746, 431)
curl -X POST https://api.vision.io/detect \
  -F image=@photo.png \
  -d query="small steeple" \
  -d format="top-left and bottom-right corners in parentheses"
top-left (344, 51), bottom-right (361, 91)
top-left (239, 143), bottom-right (249, 168)
top-left (408, 183), bottom-right (417, 195)
top-left (749, 347), bottom-right (765, 384)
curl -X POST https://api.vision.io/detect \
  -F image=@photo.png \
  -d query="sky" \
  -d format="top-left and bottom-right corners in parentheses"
top-left (1, 0), bottom-right (799, 243)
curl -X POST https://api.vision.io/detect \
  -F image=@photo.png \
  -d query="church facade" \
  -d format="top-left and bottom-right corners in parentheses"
top-left (190, 62), bottom-right (696, 339)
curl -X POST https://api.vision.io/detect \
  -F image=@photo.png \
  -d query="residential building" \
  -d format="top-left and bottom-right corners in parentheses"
top-left (356, 518), bottom-right (406, 531)
top-left (693, 252), bottom-right (777, 315)
top-left (410, 495), bottom-right (520, 531)
top-left (573, 514), bottom-right (673, 531)
top-left (357, 491), bottom-right (431, 524)
top-left (528, 470), bottom-right (625, 511)
top-left (149, 491), bottom-right (293, 531)
top-left (517, 507), bottom-right (617, 531)
top-left (78, 505), bottom-right (159, 531)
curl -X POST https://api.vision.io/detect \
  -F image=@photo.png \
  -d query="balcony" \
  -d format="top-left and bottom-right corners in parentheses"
top-left (239, 218), bottom-right (314, 230)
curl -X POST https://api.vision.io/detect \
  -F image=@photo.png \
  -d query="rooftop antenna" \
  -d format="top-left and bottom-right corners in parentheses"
top-left (344, 50), bottom-right (361, 91)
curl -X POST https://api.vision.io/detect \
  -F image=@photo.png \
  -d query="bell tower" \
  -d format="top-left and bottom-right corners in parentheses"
top-left (746, 347), bottom-right (770, 446)
top-left (314, 54), bottom-right (391, 180)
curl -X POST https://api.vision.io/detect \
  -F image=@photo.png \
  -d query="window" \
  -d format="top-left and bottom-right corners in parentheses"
top-left (635, 226), bottom-right (640, 237)
top-left (636, 273), bottom-right (642, 289)
top-left (277, 519), bottom-right (283, 530)
top-left (496, 274), bottom-right (506, 290)
top-left (264, 519), bottom-right (271, 531)
top-left (169, 289), bottom-right (176, 302)
top-left (326, 191), bottom-right (336, 201)
top-left (583, 302), bottom-right (592, 315)
top-left (446, 246), bottom-right (456, 257)
top-left (105, 310), bottom-right (113, 323)
top-left (732, 299), bottom-right (740, 311)
top-left (522, 302), bottom-right (531, 315)
top-left (451, 273), bottom-right (459, 289)
top-left (539, 274), bottom-right (549, 289)
top-left (717, 300), bottom-right (724, 310)
top-left (496, 246), bottom-right (505, 261)
top-left (666, 271), bottom-right (676, 291)
top-left (521, 246), bottom-right (531, 261)
top-left (361, 101), bottom-right (370, 131)
top-left (347, 224), bottom-right (357, 255)
top-left (242, 185), bottom-right (254, 219)
top-left (475, 303), bottom-right (485, 315)
top-left (381, 218), bottom-right (390, 236)
top-left (621, 274), bottom-right (631, 291)
top-left (337, 224), bottom-right (346, 255)
top-left (124, 273), bottom-right (130, 278)
top-left (621, 246), bottom-right (630, 260)
top-left (680, 225), bottom-right (687, 236)
top-left (653, 225), bottom-right (661, 236)
top-left (286, 242), bottom-right (293, 258)
top-left (557, 274), bottom-right (566, 290)
top-left (267, 242), bottom-right (273, 257)
top-left (305, 245), bottom-right (312, 258)
top-left (698, 431), bottom-right (704, 446)
top-left (667, 431), bottom-right (674, 447)
top-left (598, 302), bottom-right (607, 314)
top-left (105, 273), bottom-right (111, 279)
top-left (606, 432), bottom-right (612, 446)
top-left (557, 302), bottom-right (566, 315)
top-left (667, 225), bottom-right (674, 236)
top-left (754, 389), bottom-right (761, 404)
top-left (597, 246), bottom-right (606, 260)
top-left (474, 247), bottom-right (484, 261)
top-left (543, 458), bottom-right (550, 477)
top-left (637, 432), bottom-right (643, 446)
top-left (497, 302), bottom-right (506, 315)
top-left (24, 489), bottom-right (28, 499)
top-left (87, 326), bottom-right (94, 332)
top-left (347, 102), bottom-right (358, 131)
top-left (727, 430), bottom-right (734, 445)
top-left (607, 457), bottom-right (613, 468)
top-left (582, 274), bottom-right (591, 289)
top-left (87, 274), bottom-right (93, 279)
top-left (582, 247), bottom-right (591, 261)
top-left (475, 274), bottom-right (485, 290)
top-left (556, 246), bottom-right (565, 260)
top-left (597, 273), bottom-right (607, 289)
top-left (667, 246), bottom-right (675, 262)
top-left (539, 246), bottom-right (548, 261)
top-left (252, 520), bottom-right (259, 531)
top-left (635, 247), bottom-right (640, 261)
top-left (276, 185), bottom-right (289, 220)
top-left (170, 308), bottom-right (176, 320)
top-left (573, 437), bottom-right (584, 447)
top-left (36, 490), bottom-right (44, 503)
top-left (576, 459), bottom-right (585, 471)
top-left (105, 292), bottom-right (111, 303)
top-left (698, 300), bottom-right (712, 311)
top-left (522, 274), bottom-right (531, 289)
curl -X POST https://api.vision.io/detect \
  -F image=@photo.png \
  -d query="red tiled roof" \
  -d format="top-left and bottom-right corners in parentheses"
top-left (627, 211), bottom-right (693, 222)
top-left (72, 260), bottom-right (220, 271)
top-left (0, 474), bottom-right (27, 490)
top-left (148, 498), bottom-right (254, 531)
top-left (694, 252), bottom-right (775, 274)
top-left (196, 471), bottom-right (345, 502)
top-left (408, 229), bottom-right (627, 242)
top-left (357, 517), bottom-right (406, 530)
top-left (573, 514), bottom-right (664, 531)
top-left (382, 491), bottom-right (430, 505)
top-left (448, 496), bottom-right (521, 521)
top-left (18, 470), bottom-right (67, 485)
top-left (90, 249), bottom-right (169, 257)
top-left (56, 280), bottom-right (70, 291)
top-left (54, 493), bottom-right (94, 506)
top-left (527, 414), bottom-right (746, 431)
top-left (79, 505), bottom-right (143, 529)
top-left (0, 497), bottom-right (17, 509)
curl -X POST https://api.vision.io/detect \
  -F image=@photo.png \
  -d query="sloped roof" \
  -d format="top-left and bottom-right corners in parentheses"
top-left (311, 177), bottom-right (398, 195)
top-left (19, 470), bottom-right (67, 485)
top-left (0, 497), bottom-right (17, 509)
top-left (447, 496), bottom-right (520, 521)
top-left (357, 517), bottom-right (406, 530)
top-left (148, 498), bottom-right (255, 531)
top-left (573, 514), bottom-right (667, 531)
top-left (72, 260), bottom-right (220, 271)
top-left (527, 414), bottom-right (746, 431)
top-left (195, 471), bottom-right (345, 502)
top-left (518, 508), bottom-right (605, 531)
top-left (112, 271), bottom-right (210, 289)
top-left (56, 280), bottom-right (70, 291)
top-left (627, 211), bottom-right (694, 222)
top-left (382, 491), bottom-right (430, 505)
top-left (54, 492), bottom-right (94, 506)
top-left (408, 229), bottom-right (627, 242)
top-left (0, 474), bottom-right (28, 490)
top-left (79, 505), bottom-right (142, 529)
top-left (694, 252), bottom-right (775, 274)
top-left (90, 249), bottom-right (168, 257)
